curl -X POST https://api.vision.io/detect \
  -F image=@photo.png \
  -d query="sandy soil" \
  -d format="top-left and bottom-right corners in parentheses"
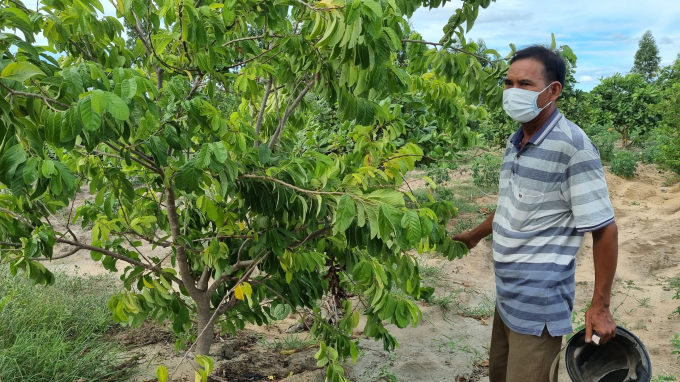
top-left (43, 163), bottom-right (680, 381)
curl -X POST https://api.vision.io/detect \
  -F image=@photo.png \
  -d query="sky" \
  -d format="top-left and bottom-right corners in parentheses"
top-left (409, 0), bottom-right (680, 91)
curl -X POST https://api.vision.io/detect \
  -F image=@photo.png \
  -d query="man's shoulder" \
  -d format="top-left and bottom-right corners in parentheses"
top-left (546, 115), bottom-right (597, 155)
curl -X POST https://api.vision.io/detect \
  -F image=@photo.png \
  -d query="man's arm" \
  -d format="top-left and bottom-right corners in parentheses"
top-left (452, 211), bottom-right (495, 250)
top-left (585, 222), bottom-right (618, 344)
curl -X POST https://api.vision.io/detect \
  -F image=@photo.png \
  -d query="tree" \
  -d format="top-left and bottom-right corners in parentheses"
top-left (631, 30), bottom-right (661, 82)
top-left (0, 0), bottom-right (511, 378)
top-left (590, 73), bottom-right (661, 146)
top-left (656, 53), bottom-right (680, 89)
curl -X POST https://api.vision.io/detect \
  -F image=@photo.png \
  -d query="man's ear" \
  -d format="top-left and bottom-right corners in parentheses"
top-left (550, 82), bottom-right (563, 101)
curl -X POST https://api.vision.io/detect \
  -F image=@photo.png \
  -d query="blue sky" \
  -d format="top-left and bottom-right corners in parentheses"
top-left (410, 0), bottom-right (680, 91)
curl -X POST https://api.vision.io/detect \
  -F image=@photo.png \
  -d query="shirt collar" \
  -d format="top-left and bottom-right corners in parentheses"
top-left (509, 109), bottom-right (562, 150)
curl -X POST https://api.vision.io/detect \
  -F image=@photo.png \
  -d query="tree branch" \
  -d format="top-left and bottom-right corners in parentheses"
top-left (239, 174), bottom-right (341, 196)
top-left (254, 75), bottom-right (273, 148)
top-left (206, 259), bottom-right (255, 296)
top-left (223, 43), bottom-right (282, 71)
top-left (223, 35), bottom-right (266, 47)
top-left (1, 87), bottom-right (70, 108)
top-left (102, 142), bottom-right (161, 174)
top-left (197, 267), bottom-right (211, 291)
top-left (55, 237), bottom-right (183, 285)
top-left (268, 77), bottom-right (315, 150)
top-left (34, 246), bottom-right (82, 261)
top-left (165, 186), bottom-right (200, 297)
top-left (401, 39), bottom-right (502, 64)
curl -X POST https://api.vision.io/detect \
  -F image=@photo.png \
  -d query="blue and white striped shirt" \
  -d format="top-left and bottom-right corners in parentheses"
top-left (493, 110), bottom-right (615, 337)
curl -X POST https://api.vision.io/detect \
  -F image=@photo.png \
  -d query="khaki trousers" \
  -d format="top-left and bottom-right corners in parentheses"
top-left (489, 308), bottom-right (563, 382)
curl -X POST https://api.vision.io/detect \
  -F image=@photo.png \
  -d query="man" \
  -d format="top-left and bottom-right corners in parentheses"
top-left (453, 46), bottom-right (618, 382)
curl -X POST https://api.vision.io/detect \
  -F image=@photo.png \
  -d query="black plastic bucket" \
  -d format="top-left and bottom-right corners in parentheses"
top-left (565, 326), bottom-right (652, 382)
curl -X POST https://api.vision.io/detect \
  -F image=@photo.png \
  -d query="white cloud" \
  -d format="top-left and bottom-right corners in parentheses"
top-left (579, 75), bottom-right (594, 82)
top-left (608, 33), bottom-right (633, 42)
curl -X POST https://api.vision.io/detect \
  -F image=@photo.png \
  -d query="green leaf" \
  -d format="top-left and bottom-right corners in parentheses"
top-left (0, 62), bottom-right (45, 82)
top-left (211, 142), bottom-right (228, 163)
top-left (41, 159), bottom-right (55, 177)
top-left (258, 144), bottom-right (271, 164)
top-left (122, 78), bottom-right (138, 99)
top-left (91, 89), bottom-right (108, 113)
top-left (79, 96), bottom-right (102, 132)
top-left (335, 194), bottom-right (356, 232)
top-left (316, 13), bottom-right (338, 48)
top-left (164, 124), bottom-right (183, 150)
top-left (366, 189), bottom-right (405, 207)
top-left (0, 144), bottom-right (27, 184)
top-left (175, 160), bottom-right (202, 192)
top-left (377, 205), bottom-right (396, 240)
top-left (361, 0), bottom-right (383, 19)
top-left (338, 89), bottom-right (357, 121)
top-left (146, 136), bottom-right (168, 166)
top-left (196, 144), bottom-right (213, 169)
top-left (401, 211), bottom-right (421, 245)
top-left (23, 158), bottom-right (38, 185)
top-left (104, 92), bottom-right (130, 120)
top-left (53, 161), bottom-right (75, 191)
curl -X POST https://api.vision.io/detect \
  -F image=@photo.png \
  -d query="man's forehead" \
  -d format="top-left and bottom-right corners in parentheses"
top-left (507, 58), bottom-right (546, 80)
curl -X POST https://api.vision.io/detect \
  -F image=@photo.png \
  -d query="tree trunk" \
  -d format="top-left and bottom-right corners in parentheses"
top-left (194, 300), bottom-right (214, 356)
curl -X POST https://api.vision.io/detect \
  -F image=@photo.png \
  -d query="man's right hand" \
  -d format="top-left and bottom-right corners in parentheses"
top-left (452, 232), bottom-right (480, 250)
top-left (451, 211), bottom-right (495, 250)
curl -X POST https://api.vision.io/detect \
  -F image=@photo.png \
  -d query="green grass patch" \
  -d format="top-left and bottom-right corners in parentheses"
top-left (259, 333), bottom-right (316, 351)
top-left (0, 267), bottom-right (133, 382)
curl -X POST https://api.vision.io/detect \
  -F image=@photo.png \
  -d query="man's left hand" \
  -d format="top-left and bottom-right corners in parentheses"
top-left (585, 304), bottom-right (616, 344)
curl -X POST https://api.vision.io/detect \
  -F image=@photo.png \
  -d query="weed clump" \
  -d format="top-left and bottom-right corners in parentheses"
top-left (0, 268), bottom-right (132, 382)
top-left (471, 153), bottom-right (501, 190)
top-left (610, 151), bottom-right (638, 179)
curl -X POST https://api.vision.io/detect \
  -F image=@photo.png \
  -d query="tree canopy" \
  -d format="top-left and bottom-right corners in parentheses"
top-left (0, 0), bottom-right (518, 378)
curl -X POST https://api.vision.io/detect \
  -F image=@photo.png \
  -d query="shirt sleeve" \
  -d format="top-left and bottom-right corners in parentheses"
top-left (561, 148), bottom-right (615, 232)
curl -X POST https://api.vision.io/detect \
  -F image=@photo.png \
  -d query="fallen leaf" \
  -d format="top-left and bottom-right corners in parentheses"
top-left (280, 349), bottom-right (297, 355)
top-left (481, 318), bottom-right (488, 326)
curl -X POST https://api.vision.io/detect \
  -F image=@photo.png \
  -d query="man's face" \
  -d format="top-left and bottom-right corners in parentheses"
top-left (504, 58), bottom-right (555, 109)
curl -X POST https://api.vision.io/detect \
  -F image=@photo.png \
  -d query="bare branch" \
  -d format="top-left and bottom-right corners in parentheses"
top-left (239, 174), bottom-right (341, 196)
top-left (401, 39), bottom-right (503, 64)
top-left (0, 207), bottom-right (34, 228)
top-left (34, 246), bottom-right (82, 261)
top-left (269, 77), bottom-right (315, 150)
top-left (186, 75), bottom-right (203, 100)
top-left (206, 259), bottom-right (255, 296)
top-left (197, 267), bottom-right (211, 291)
top-left (1, 87), bottom-right (70, 108)
top-left (224, 43), bottom-right (282, 71)
top-left (254, 75), bottom-right (274, 148)
top-left (223, 35), bottom-right (265, 47)
top-left (102, 142), bottom-right (161, 174)
top-left (55, 237), bottom-right (183, 285)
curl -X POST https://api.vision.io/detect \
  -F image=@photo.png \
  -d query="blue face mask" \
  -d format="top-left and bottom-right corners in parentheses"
top-left (502, 82), bottom-right (556, 123)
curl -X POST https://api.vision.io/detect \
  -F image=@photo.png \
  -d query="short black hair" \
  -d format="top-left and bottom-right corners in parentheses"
top-left (510, 45), bottom-right (566, 88)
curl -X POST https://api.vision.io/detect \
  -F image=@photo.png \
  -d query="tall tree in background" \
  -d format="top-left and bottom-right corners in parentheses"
top-left (631, 30), bottom-right (662, 82)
